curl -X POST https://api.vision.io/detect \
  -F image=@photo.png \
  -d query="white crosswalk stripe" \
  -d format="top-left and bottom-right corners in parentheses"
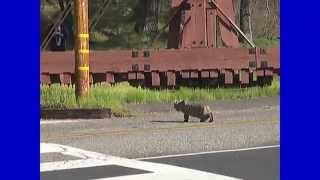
top-left (40, 143), bottom-right (242, 180)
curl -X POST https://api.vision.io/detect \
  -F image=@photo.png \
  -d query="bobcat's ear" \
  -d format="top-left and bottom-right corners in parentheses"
top-left (181, 100), bottom-right (185, 104)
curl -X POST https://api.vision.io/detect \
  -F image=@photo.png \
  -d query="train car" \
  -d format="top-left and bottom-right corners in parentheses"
top-left (40, 0), bottom-right (280, 88)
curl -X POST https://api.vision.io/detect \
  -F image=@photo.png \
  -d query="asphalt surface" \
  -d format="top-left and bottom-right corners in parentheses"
top-left (127, 96), bottom-right (279, 114)
top-left (143, 146), bottom-right (280, 180)
top-left (41, 96), bottom-right (280, 159)
top-left (41, 96), bottom-right (280, 180)
top-left (41, 165), bottom-right (152, 180)
top-left (40, 145), bottom-right (279, 180)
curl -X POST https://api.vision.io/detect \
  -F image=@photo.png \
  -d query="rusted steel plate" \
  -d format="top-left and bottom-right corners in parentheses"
top-left (166, 71), bottom-right (176, 86)
top-left (254, 49), bottom-right (265, 69)
top-left (151, 71), bottom-right (160, 86)
top-left (265, 47), bottom-right (280, 69)
top-left (181, 71), bottom-right (189, 78)
top-left (223, 70), bottom-right (233, 84)
top-left (201, 71), bottom-right (209, 78)
top-left (216, 0), bottom-right (240, 48)
top-left (265, 69), bottom-right (274, 76)
top-left (59, 73), bottom-right (72, 84)
top-left (41, 51), bottom-right (74, 73)
top-left (137, 72), bottom-right (145, 80)
top-left (106, 72), bottom-right (115, 83)
top-left (256, 70), bottom-right (264, 77)
top-left (191, 0), bottom-right (207, 48)
top-left (41, 73), bottom-right (51, 85)
top-left (190, 71), bottom-right (198, 78)
top-left (128, 72), bottom-right (136, 80)
top-left (41, 48), bottom-right (252, 74)
top-left (210, 70), bottom-right (219, 78)
top-left (254, 47), bottom-right (280, 70)
top-left (144, 64), bottom-right (151, 71)
top-left (150, 48), bottom-right (251, 71)
top-left (206, 7), bottom-right (217, 48)
top-left (240, 70), bottom-right (250, 84)
top-left (40, 47), bottom-right (279, 85)
top-left (90, 50), bottom-right (135, 73)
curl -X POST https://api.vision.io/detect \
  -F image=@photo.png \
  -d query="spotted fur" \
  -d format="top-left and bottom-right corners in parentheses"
top-left (174, 100), bottom-right (214, 123)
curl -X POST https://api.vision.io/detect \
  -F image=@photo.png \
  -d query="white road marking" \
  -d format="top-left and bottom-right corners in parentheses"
top-left (40, 143), bottom-right (242, 180)
top-left (136, 145), bottom-right (280, 160)
top-left (40, 143), bottom-right (64, 154)
top-left (40, 120), bottom-right (86, 125)
top-left (41, 143), bottom-right (91, 159)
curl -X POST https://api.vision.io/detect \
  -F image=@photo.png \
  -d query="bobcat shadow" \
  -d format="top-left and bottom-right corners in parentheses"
top-left (150, 120), bottom-right (199, 124)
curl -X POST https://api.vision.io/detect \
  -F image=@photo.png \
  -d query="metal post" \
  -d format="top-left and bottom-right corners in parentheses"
top-left (74, 0), bottom-right (90, 100)
top-left (208, 0), bottom-right (255, 48)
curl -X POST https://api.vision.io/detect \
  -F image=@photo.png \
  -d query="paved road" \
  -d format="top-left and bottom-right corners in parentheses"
top-left (41, 97), bottom-right (279, 180)
top-left (41, 143), bottom-right (241, 180)
top-left (40, 144), bottom-right (278, 180)
top-left (143, 146), bottom-right (280, 180)
top-left (41, 97), bottom-right (280, 159)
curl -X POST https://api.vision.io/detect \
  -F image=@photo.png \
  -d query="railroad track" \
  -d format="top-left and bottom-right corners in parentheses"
top-left (41, 119), bottom-right (279, 142)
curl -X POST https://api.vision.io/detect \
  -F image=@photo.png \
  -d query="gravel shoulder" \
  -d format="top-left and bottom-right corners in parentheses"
top-left (41, 96), bottom-right (280, 158)
top-left (127, 96), bottom-right (279, 114)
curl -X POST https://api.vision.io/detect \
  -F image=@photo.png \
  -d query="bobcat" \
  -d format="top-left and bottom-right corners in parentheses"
top-left (174, 100), bottom-right (214, 123)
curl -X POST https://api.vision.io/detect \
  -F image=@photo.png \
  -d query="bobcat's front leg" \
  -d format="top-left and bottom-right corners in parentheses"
top-left (184, 114), bottom-right (189, 122)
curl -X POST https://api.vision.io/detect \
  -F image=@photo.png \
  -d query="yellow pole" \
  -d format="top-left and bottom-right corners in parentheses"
top-left (74, 0), bottom-right (90, 101)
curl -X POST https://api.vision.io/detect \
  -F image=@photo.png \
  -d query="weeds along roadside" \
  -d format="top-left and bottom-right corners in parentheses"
top-left (40, 79), bottom-right (280, 117)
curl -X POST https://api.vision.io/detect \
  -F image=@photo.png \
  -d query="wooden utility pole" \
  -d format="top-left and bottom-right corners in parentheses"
top-left (74, 0), bottom-right (89, 100)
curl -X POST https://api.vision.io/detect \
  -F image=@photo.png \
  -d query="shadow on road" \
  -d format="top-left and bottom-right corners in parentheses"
top-left (150, 121), bottom-right (199, 124)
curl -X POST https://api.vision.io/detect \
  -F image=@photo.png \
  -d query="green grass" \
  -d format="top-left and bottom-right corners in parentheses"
top-left (254, 37), bottom-right (280, 48)
top-left (41, 80), bottom-right (280, 116)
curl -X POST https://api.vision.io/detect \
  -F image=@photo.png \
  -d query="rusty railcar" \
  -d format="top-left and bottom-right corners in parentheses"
top-left (41, 0), bottom-right (280, 88)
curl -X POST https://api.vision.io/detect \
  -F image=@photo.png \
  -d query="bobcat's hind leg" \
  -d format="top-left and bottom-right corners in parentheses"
top-left (209, 112), bottom-right (214, 122)
top-left (200, 114), bottom-right (209, 122)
